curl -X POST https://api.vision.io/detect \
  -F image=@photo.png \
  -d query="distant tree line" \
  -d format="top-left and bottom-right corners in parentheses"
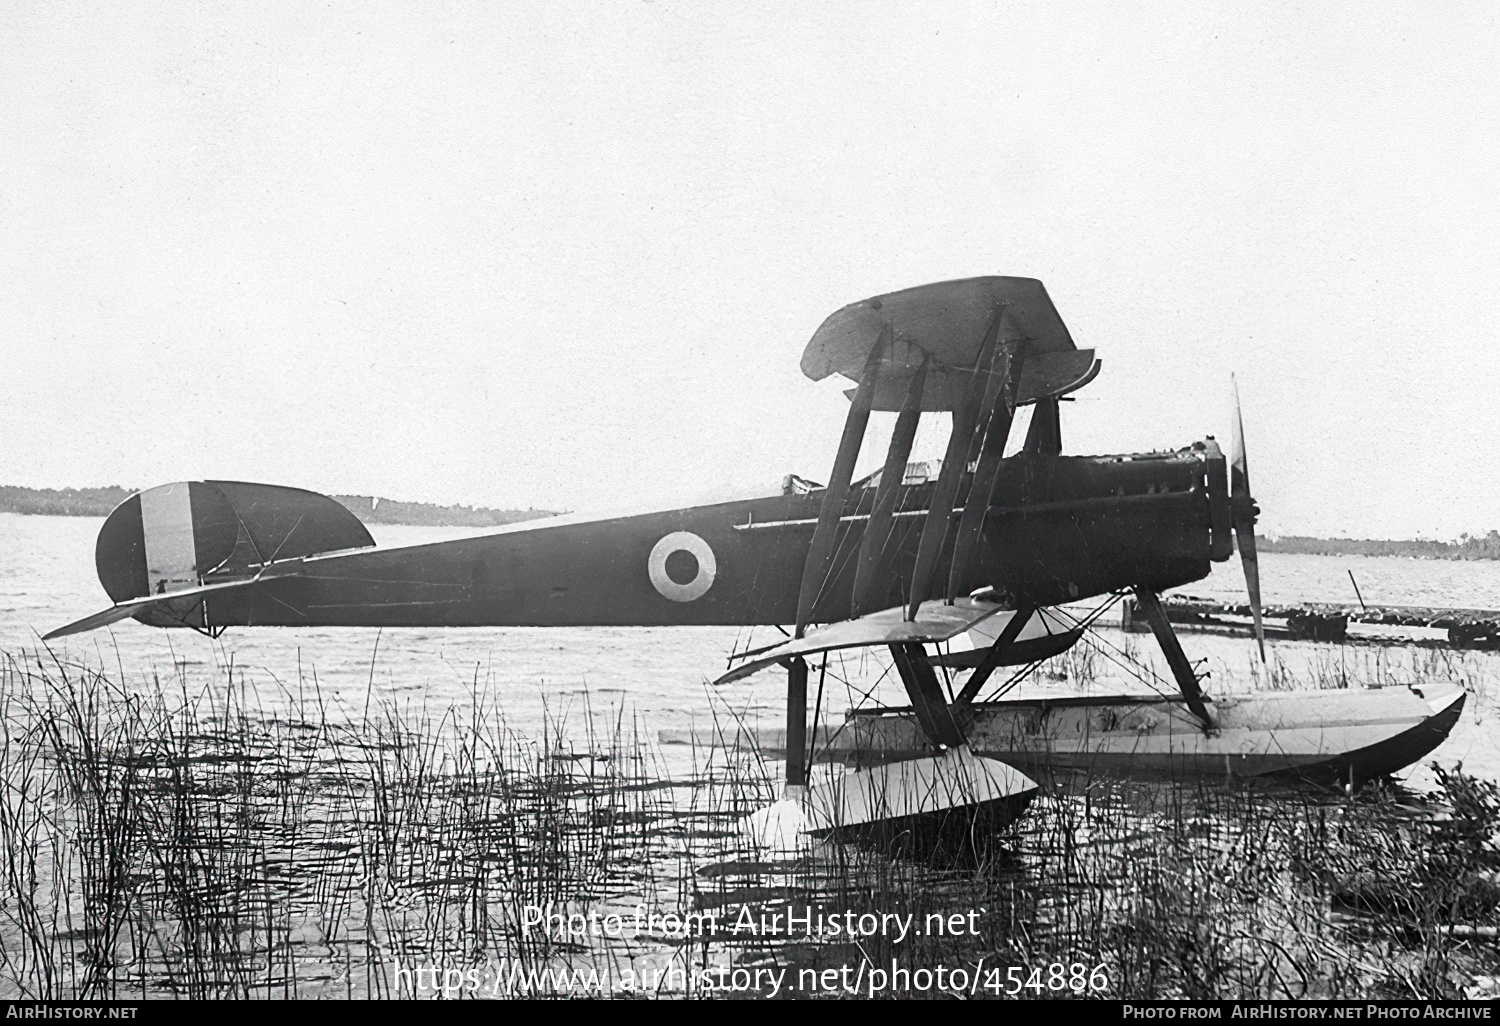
top-left (0, 485), bottom-right (558, 528)
top-left (1260, 531), bottom-right (1500, 561)
top-left (330, 495), bottom-right (558, 527)
top-left (0, 485), bottom-right (133, 516)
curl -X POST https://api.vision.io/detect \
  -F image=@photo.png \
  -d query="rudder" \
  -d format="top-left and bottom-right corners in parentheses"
top-left (95, 481), bottom-right (375, 610)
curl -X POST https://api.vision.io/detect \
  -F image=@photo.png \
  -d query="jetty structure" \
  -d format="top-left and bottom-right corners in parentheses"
top-left (1129, 595), bottom-right (1500, 648)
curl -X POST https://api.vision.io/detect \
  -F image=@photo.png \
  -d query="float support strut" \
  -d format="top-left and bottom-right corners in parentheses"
top-left (785, 657), bottom-right (809, 788)
top-left (889, 643), bottom-right (967, 748)
top-left (1133, 587), bottom-right (1215, 730)
top-left (952, 604), bottom-right (1037, 709)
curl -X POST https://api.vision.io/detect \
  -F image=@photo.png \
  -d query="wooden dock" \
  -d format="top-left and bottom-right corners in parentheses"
top-left (1125, 596), bottom-right (1500, 648)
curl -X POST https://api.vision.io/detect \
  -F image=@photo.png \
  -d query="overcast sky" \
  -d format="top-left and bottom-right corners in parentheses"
top-left (3, 1), bottom-right (1497, 539)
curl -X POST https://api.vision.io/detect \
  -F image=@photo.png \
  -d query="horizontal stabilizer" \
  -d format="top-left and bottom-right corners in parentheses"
top-left (715, 598), bottom-right (1004, 685)
top-left (44, 562), bottom-right (304, 640)
top-left (43, 599), bottom-right (162, 640)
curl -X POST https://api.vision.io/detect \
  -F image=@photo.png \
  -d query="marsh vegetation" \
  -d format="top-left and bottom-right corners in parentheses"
top-left (0, 642), bottom-right (1493, 999)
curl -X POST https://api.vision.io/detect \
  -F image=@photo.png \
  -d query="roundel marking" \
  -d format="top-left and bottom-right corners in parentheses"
top-left (648, 532), bottom-right (716, 602)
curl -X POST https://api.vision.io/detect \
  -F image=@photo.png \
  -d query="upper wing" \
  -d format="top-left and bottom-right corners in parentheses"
top-left (801, 276), bottom-right (1098, 411)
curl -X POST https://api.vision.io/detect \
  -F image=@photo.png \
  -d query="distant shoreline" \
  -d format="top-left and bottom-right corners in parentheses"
top-left (1258, 534), bottom-right (1500, 561)
top-left (2, 486), bottom-right (1495, 557)
top-left (0, 485), bottom-right (560, 529)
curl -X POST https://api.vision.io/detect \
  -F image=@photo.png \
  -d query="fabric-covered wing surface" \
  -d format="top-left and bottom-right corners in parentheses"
top-left (715, 598), bottom-right (1005, 684)
top-left (801, 276), bottom-right (1095, 411)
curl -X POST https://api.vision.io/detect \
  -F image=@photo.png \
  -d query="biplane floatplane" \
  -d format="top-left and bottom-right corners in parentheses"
top-left (46, 277), bottom-right (1464, 846)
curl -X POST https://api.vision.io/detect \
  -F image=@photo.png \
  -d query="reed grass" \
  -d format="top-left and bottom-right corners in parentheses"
top-left (0, 641), bottom-right (1492, 1000)
top-left (0, 649), bottom-right (684, 998)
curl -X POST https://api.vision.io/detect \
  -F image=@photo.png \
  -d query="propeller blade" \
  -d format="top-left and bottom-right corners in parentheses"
top-left (1230, 374), bottom-right (1250, 496)
top-left (1236, 520), bottom-right (1266, 661)
top-left (1230, 374), bottom-right (1266, 661)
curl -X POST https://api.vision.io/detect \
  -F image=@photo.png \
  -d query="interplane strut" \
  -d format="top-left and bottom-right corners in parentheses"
top-left (904, 305), bottom-right (1007, 621)
top-left (851, 357), bottom-right (927, 618)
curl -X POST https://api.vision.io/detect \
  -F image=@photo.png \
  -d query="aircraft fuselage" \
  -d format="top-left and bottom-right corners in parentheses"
top-left (159, 441), bottom-right (1234, 631)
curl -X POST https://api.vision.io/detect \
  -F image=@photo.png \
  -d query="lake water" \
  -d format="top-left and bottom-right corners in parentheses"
top-left (2, 512), bottom-right (1497, 787)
